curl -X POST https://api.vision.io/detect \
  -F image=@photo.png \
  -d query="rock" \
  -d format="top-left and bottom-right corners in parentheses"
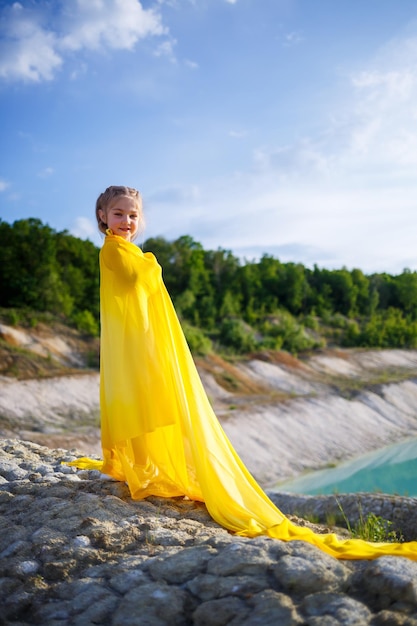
top-left (357, 556), bottom-right (417, 610)
top-left (272, 542), bottom-right (349, 594)
top-left (1, 439), bottom-right (417, 625)
top-left (112, 583), bottom-right (189, 626)
top-left (192, 595), bottom-right (249, 626)
top-left (300, 593), bottom-right (372, 625)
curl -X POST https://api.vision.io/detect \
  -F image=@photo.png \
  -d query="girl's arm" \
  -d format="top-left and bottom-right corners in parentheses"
top-left (101, 240), bottom-right (139, 288)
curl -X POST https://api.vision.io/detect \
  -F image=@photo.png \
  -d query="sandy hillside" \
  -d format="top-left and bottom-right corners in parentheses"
top-left (2, 323), bottom-right (417, 485)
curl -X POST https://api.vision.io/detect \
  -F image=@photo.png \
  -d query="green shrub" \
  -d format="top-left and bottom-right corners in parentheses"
top-left (328, 313), bottom-right (350, 329)
top-left (352, 512), bottom-right (402, 543)
top-left (182, 322), bottom-right (212, 355)
top-left (260, 310), bottom-right (323, 354)
top-left (359, 308), bottom-right (417, 349)
top-left (5, 309), bottom-right (21, 326)
top-left (337, 500), bottom-right (403, 543)
top-left (303, 314), bottom-right (319, 331)
top-left (341, 320), bottom-right (361, 347)
top-left (72, 310), bottom-right (99, 337)
top-left (219, 318), bottom-right (257, 353)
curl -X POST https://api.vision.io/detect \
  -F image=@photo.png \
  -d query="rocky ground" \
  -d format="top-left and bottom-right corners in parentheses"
top-left (3, 323), bottom-right (417, 624)
top-left (2, 438), bottom-right (417, 626)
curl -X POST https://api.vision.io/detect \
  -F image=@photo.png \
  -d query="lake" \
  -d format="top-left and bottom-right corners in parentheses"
top-left (275, 437), bottom-right (417, 497)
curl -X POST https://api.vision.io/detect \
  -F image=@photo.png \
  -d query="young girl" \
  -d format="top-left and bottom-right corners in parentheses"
top-left (70, 185), bottom-right (417, 561)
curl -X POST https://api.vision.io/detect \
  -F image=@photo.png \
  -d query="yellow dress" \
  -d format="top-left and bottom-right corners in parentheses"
top-left (69, 232), bottom-right (417, 561)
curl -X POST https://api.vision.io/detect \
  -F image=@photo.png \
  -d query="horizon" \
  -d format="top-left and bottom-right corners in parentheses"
top-left (2, 212), bottom-right (414, 278)
top-left (1, 1), bottom-right (417, 275)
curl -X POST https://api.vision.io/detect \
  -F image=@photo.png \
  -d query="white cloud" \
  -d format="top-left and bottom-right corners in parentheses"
top-left (252, 139), bottom-right (333, 181)
top-left (150, 172), bottom-right (416, 273)
top-left (229, 130), bottom-right (247, 139)
top-left (60, 0), bottom-right (166, 52)
top-left (225, 0), bottom-right (238, 4)
top-left (343, 35), bottom-right (417, 175)
top-left (71, 216), bottom-right (101, 243)
top-left (0, 179), bottom-right (9, 192)
top-left (282, 31), bottom-right (303, 47)
top-left (0, 0), bottom-right (168, 83)
top-left (0, 3), bottom-right (62, 82)
top-left (69, 61), bottom-right (88, 80)
top-left (249, 31), bottom-right (417, 188)
top-left (38, 167), bottom-right (54, 178)
top-left (153, 39), bottom-right (177, 62)
top-left (352, 69), bottom-right (415, 101)
top-left (185, 59), bottom-right (198, 69)
top-left (149, 184), bottom-right (200, 204)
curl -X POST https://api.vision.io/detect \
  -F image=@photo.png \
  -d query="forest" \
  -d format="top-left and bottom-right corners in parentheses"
top-left (2, 217), bottom-right (417, 356)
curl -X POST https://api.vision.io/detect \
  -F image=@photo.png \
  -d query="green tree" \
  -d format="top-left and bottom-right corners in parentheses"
top-left (351, 269), bottom-right (370, 315)
top-left (142, 236), bottom-right (177, 294)
top-left (369, 273), bottom-right (397, 311)
top-left (257, 254), bottom-right (281, 313)
top-left (55, 231), bottom-right (100, 318)
top-left (0, 218), bottom-right (66, 312)
top-left (0, 218), bottom-right (100, 327)
top-left (236, 262), bottom-right (262, 323)
top-left (277, 263), bottom-right (309, 315)
top-left (395, 269), bottom-right (417, 318)
top-left (204, 247), bottom-right (241, 315)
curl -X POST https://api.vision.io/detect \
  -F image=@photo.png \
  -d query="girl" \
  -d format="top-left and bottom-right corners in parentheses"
top-left (70, 185), bottom-right (417, 561)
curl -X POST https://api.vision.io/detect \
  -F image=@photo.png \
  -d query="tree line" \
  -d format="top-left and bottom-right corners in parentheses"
top-left (2, 218), bottom-right (417, 354)
top-left (0, 218), bottom-right (100, 336)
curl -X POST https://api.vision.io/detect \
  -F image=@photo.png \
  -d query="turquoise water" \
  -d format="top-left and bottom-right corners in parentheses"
top-left (275, 437), bottom-right (417, 497)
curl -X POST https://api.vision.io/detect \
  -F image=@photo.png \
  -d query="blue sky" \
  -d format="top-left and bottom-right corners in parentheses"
top-left (1, 0), bottom-right (417, 274)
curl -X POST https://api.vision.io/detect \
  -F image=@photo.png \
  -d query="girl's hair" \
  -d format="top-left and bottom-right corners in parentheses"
top-left (95, 185), bottom-right (144, 238)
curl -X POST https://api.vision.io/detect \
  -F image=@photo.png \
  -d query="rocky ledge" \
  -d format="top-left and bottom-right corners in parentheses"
top-left (2, 440), bottom-right (417, 625)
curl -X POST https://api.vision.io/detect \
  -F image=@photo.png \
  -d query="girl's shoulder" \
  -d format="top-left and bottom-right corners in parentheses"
top-left (102, 233), bottom-right (142, 255)
top-left (101, 235), bottom-right (161, 270)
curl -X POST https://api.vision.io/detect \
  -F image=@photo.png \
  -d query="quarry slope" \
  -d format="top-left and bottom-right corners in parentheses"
top-left (2, 323), bottom-right (417, 485)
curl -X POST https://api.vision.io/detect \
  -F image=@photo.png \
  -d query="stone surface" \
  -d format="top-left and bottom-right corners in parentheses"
top-left (1, 439), bottom-right (417, 625)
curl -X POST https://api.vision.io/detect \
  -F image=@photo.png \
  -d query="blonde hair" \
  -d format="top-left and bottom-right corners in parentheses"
top-left (95, 185), bottom-right (144, 239)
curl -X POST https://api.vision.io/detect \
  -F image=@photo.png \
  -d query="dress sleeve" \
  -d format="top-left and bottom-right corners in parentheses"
top-left (100, 240), bottom-right (162, 333)
top-left (101, 240), bottom-right (139, 289)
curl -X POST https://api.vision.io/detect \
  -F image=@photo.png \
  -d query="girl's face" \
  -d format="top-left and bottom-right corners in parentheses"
top-left (100, 196), bottom-right (140, 241)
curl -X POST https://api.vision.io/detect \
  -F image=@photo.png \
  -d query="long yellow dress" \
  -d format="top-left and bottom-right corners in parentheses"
top-left (69, 232), bottom-right (417, 560)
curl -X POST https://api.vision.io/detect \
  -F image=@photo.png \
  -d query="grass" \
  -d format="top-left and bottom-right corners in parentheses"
top-left (195, 352), bottom-right (268, 395)
top-left (298, 502), bottom-right (404, 543)
top-left (0, 306), bottom-right (56, 328)
top-left (325, 365), bottom-right (417, 400)
top-left (336, 499), bottom-right (404, 543)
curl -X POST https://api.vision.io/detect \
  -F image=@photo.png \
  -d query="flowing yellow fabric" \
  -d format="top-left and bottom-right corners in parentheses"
top-left (69, 233), bottom-right (417, 561)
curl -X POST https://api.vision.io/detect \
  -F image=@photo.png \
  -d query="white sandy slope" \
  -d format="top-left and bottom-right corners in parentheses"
top-left (223, 379), bottom-right (417, 485)
top-left (222, 350), bottom-right (417, 484)
top-left (2, 321), bottom-right (417, 486)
